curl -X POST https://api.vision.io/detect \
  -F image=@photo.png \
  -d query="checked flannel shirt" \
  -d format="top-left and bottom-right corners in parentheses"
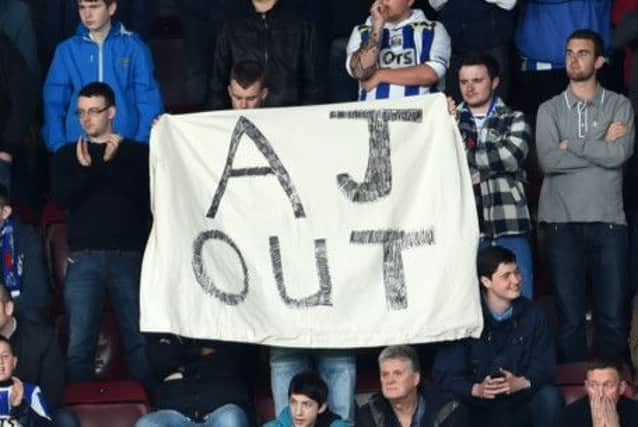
top-left (457, 97), bottom-right (532, 238)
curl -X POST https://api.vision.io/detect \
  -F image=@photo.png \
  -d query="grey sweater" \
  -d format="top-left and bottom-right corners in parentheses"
top-left (536, 85), bottom-right (635, 224)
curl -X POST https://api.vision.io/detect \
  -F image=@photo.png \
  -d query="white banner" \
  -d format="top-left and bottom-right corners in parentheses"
top-left (140, 94), bottom-right (482, 347)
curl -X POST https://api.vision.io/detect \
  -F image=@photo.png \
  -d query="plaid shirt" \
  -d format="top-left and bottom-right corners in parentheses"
top-left (457, 97), bottom-right (532, 238)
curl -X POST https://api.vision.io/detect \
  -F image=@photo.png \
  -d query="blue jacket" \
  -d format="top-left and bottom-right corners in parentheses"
top-left (432, 297), bottom-right (556, 409)
top-left (264, 407), bottom-right (348, 427)
top-left (515, 0), bottom-right (610, 70)
top-left (42, 21), bottom-right (163, 152)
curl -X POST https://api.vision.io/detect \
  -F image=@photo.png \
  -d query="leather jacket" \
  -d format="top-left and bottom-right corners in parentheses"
top-left (206, 0), bottom-right (322, 110)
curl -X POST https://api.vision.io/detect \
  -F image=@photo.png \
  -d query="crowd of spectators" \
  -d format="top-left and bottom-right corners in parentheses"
top-left (0, 0), bottom-right (636, 426)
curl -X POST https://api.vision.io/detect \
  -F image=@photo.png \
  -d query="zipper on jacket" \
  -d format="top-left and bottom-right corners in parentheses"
top-left (262, 13), bottom-right (269, 65)
top-left (98, 42), bottom-right (104, 82)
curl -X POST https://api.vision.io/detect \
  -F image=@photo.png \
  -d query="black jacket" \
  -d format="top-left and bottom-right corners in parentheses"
top-left (9, 317), bottom-right (65, 410)
top-left (432, 297), bottom-right (556, 410)
top-left (437, 0), bottom-right (515, 54)
top-left (560, 396), bottom-right (638, 427)
top-left (148, 334), bottom-right (258, 423)
top-left (357, 383), bottom-right (468, 427)
top-left (0, 33), bottom-right (37, 155)
top-left (206, 0), bottom-right (321, 110)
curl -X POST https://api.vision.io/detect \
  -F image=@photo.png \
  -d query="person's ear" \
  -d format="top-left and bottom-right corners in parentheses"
top-left (261, 88), bottom-right (269, 101)
top-left (4, 300), bottom-right (14, 317)
top-left (594, 56), bottom-right (605, 70)
top-left (480, 276), bottom-right (492, 289)
top-left (108, 1), bottom-right (117, 17)
top-left (619, 380), bottom-right (627, 396)
top-left (107, 105), bottom-right (116, 120)
top-left (0, 205), bottom-right (12, 221)
top-left (318, 403), bottom-right (327, 414)
top-left (491, 76), bottom-right (500, 92)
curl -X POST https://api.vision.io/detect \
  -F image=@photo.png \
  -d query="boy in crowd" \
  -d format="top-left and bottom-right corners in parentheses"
top-left (43, 0), bottom-right (163, 152)
top-left (0, 335), bottom-right (52, 426)
top-left (265, 371), bottom-right (348, 427)
top-left (433, 246), bottom-right (563, 427)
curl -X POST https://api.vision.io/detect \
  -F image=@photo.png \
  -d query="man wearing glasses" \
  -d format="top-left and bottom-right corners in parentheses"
top-left (51, 81), bottom-right (153, 391)
top-left (560, 359), bottom-right (638, 426)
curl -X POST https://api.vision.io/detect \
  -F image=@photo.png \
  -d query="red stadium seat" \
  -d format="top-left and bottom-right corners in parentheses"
top-left (63, 380), bottom-right (149, 427)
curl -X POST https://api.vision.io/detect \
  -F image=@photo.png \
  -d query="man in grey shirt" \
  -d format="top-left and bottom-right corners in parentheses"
top-left (536, 29), bottom-right (635, 363)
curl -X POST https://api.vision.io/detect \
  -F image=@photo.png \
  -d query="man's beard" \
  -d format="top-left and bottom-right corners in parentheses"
top-left (567, 67), bottom-right (595, 82)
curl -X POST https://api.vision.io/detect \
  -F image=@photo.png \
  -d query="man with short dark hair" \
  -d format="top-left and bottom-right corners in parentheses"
top-left (265, 371), bottom-right (349, 427)
top-left (448, 52), bottom-right (533, 298)
top-left (227, 60), bottom-right (268, 110)
top-left (51, 81), bottom-right (153, 389)
top-left (560, 359), bottom-right (638, 426)
top-left (536, 29), bottom-right (635, 362)
top-left (359, 345), bottom-right (468, 427)
top-left (43, 0), bottom-right (163, 152)
top-left (207, 0), bottom-right (321, 110)
top-left (433, 246), bottom-right (563, 427)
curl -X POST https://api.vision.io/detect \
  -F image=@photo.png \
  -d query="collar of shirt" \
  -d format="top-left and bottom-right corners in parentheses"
top-left (410, 394), bottom-right (426, 427)
top-left (564, 84), bottom-right (606, 109)
top-left (489, 305), bottom-right (513, 322)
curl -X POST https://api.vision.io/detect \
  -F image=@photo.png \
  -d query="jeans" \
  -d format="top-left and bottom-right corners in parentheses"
top-left (134, 405), bottom-right (249, 427)
top-left (467, 385), bottom-right (563, 427)
top-left (53, 408), bottom-right (81, 427)
top-left (542, 222), bottom-right (629, 362)
top-left (479, 235), bottom-right (534, 299)
top-left (64, 250), bottom-right (153, 389)
top-left (270, 348), bottom-right (355, 424)
top-left (527, 385), bottom-right (563, 427)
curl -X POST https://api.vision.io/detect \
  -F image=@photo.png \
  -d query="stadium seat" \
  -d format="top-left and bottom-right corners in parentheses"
top-left (63, 380), bottom-right (149, 427)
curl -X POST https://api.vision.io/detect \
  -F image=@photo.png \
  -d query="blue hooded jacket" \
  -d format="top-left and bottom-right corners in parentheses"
top-left (42, 21), bottom-right (163, 152)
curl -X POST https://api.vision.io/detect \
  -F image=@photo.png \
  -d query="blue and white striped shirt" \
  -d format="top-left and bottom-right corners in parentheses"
top-left (346, 9), bottom-right (451, 101)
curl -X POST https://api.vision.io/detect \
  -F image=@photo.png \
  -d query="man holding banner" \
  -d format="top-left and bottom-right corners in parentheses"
top-left (224, 59), bottom-right (358, 425)
top-left (142, 64), bottom-right (483, 427)
top-left (448, 52), bottom-right (534, 299)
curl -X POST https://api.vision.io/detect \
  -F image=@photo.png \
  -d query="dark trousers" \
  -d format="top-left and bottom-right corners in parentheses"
top-left (542, 222), bottom-right (629, 362)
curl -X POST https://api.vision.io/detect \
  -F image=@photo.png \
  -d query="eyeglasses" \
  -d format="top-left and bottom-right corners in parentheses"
top-left (75, 106), bottom-right (109, 118)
